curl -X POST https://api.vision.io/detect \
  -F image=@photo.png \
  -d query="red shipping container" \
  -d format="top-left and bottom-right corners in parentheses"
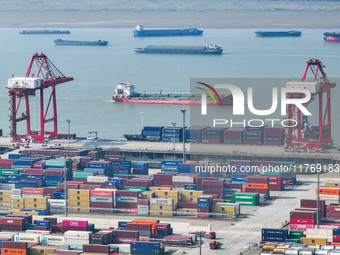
top-left (213, 199), bottom-right (224, 206)
top-left (269, 185), bottom-right (283, 191)
top-left (301, 199), bottom-right (326, 209)
top-left (1, 217), bottom-right (25, 225)
top-left (263, 141), bottom-right (283, 146)
top-left (116, 190), bottom-right (139, 197)
top-left (243, 140), bottom-right (262, 145)
top-left (326, 206), bottom-right (340, 213)
top-left (23, 169), bottom-right (44, 174)
top-left (137, 199), bottom-right (150, 206)
top-left (252, 161), bottom-right (274, 167)
top-left (326, 212), bottom-right (340, 218)
top-left (290, 218), bottom-right (315, 224)
top-left (83, 245), bottom-right (110, 253)
top-left (178, 202), bottom-right (197, 209)
top-left (290, 210), bottom-right (316, 219)
top-left (116, 202), bottom-right (137, 209)
top-left (155, 224), bottom-right (170, 231)
top-left (111, 230), bottom-right (138, 238)
top-left (90, 190), bottom-right (114, 197)
top-left (126, 223), bottom-right (152, 231)
top-left (334, 235), bottom-right (340, 242)
top-left (1, 241), bottom-right (27, 249)
top-left (90, 202), bottom-right (114, 208)
top-left (43, 170), bottom-right (64, 176)
top-left (111, 237), bottom-right (138, 243)
top-left (0, 159), bottom-right (14, 165)
top-left (245, 176), bottom-right (269, 184)
top-left (22, 188), bottom-right (45, 195)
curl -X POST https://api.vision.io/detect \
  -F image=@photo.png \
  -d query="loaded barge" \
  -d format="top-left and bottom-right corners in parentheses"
top-left (133, 25), bottom-right (203, 37)
top-left (135, 44), bottom-right (223, 54)
top-left (112, 83), bottom-right (232, 105)
top-left (324, 32), bottom-right (340, 42)
top-left (54, 39), bottom-right (108, 46)
top-left (20, 29), bottom-right (71, 34)
top-left (255, 31), bottom-right (302, 37)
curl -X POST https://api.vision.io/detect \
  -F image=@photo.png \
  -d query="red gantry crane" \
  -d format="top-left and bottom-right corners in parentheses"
top-left (7, 53), bottom-right (73, 142)
top-left (285, 59), bottom-right (336, 152)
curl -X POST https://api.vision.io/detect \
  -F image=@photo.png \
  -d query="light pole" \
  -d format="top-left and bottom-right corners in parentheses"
top-left (66, 119), bottom-right (71, 147)
top-left (180, 110), bottom-right (186, 163)
top-left (195, 231), bottom-right (206, 255)
top-left (63, 154), bottom-right (68, 217)
top-left (172, 122), bottom-right (176, 151)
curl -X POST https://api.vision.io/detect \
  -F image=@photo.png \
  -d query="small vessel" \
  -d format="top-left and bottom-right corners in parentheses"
top-left (255, 31), bottom-right (302, 37)
top-left (112, 83), bottom-right (233, 105)
top-left (54, 39), bottom-right (108, 46)
top-left (20, 29), bottom-right (71, 34)
top-left (133, 25), bottom-right (203, 37)
top-left (135, 44), bottom-right (223, 54)
top-left (324, 32), bottom-right (340, 42)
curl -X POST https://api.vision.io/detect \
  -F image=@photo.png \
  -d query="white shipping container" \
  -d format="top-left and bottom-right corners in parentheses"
top-left (43, 244), bottom-right (69, 250)
top-left (11, 195), bottom-right (22, 199)
top-left (284, 250), bottom-right (299, 255)
top-left (90, 196), bottom-right (113, 202)
top-left (150, 198), bottom-right (173, 205)
top-left (116, 197), bottom-right (138, 203)
top-left (14, 234), bottom-right (41, 242)
top-left (314, 251), bottom-right (328, 255)
top-left (172, 176), bottom-right (194, 183)
top-left (64, 238), bottom-right (89, 245)
top-left (11, 189), bottom-right (22, 195)
top-left (42, 234), bottom-right (65, 243)
top-left (64, 231), bottom-right (92, 239)
top-left (319, 194), bottom-right (340, 200)
top-left (306, 228), bottom-right (333, 238)
top-left (22, 194), bottom-right (44, 198)
top-left (87, 176), bottom-right (108, 183)
top-left (49, 199), bottom-right (66, 206)
top-left (137, 205), bottom-right (149, 210)
top-left (0, 232), bottom-right (16, 238)
top-left (26, 230), bottom-right (51, 235)
top-left (320, 245), bottom-right (335, 250)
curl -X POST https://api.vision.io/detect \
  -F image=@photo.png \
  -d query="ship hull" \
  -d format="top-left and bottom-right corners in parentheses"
top-left (112, 96), bottom-right (232, 105)
top-left (54, 40), bottom-right (108, 46)
top-left (324, 36), bottom-right (340, 42)
top-left (255, 31), bottom-right (302, 37)
top-left (133, 29), bottom-right (203, 37)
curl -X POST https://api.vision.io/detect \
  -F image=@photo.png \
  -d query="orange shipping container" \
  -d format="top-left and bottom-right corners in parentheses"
top-left (1, 248), bottom-right (27, 255)
top-left (317, 188), bottom-right (340, 195)
top-left (132, 219), bottom-right (159, 235)
top-left (245, 183), bottom-right (268, 189)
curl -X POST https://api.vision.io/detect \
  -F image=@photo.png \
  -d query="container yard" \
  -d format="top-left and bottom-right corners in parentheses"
top-left (0, 145), bottom-right (334, 254)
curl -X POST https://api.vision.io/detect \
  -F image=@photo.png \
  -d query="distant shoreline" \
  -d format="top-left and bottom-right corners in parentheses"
top-left (1, 11), bottom-right (340, 28)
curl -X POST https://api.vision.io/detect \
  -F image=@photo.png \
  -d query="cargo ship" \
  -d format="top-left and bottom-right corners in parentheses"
top-left (20, 29), bottom-right (71, 34)
top-left (54, 39), bottom-right (108, 46)
top-left (324, 32), bottom-right (340, 42)
top-left (133, 25), bottom-right (203, 37)
top-left (112, 83), bottom-right (233, 105)
top-left (255, 31), bottom-right (302, 37)
top-left (135, 44), bottom-right (223, 55)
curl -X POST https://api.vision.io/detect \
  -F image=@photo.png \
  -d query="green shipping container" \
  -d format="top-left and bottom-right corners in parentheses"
top-left (46, 160), bottom-right (65, 167)
top-left (224, 200), bottom-right (233, 203)
top-left (260, 169), bottom-right (282, 176)
top-left (124, 186), bottom-right (147, 194)
top-left (235, 200), bottom-right (258, 206)
top-left (289, 230), bottom-right (304, 239)
top-left (233, 193), bottom-right (258, 200)
top-left (0, 169), bottom-right (20, 175)
top-left (74, 172), bottom-right (94, 178)
top-left (232, 180), bottom-right (246, 186)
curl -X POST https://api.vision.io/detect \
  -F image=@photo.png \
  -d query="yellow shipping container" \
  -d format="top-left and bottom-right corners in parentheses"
top-left (149, 187), bottom-right (172, 191)
top-left (69, 208), bottom-right (90, 213)
top-left (12, 210), bottom-right (39, 215)
top-left (12, 204), bottom-right (24, 209)
top-left (68, 189), bottom-right (90, 197)
top-left (70, 156), bottom-right (82, 163)
top-left (150, 204), bottom-right (174, 211)
top-left (262, 245), bottom-right (275, 251)
top-left (68, 200), bottom-right (90, 207)
top-left (155, 190), bottom-right (178, 197)
top-left (29, 245), bottom-right (56, 255)
top-left (212, 206), bottom-right (236, 213)
top-left (300, 237), bottom-right (327, 245)
top-left (24, 203), bottom-right (48, 210)
top-left (150, 211), bottom-right (173, 217)
top-left (68, 195), bottom-right (90, 202)
top-left (325, 182), bottom-right (340, 187)
top-left (12, 198), bottom-right (24, 205)
top-left (180, 196), bottom-right (199, 203)
top-left (273, 248), bottom-right (285, 254)
top-left (180, 190), bottom-right (204, 197)
top-left (141, 191), bottom-right (155, 199)
top-left (24, 197), bottom-right (48, 204)
top-left (0, 190), bottom-right (11, 197)
top-left (176, 208), bottom-right (197, 217)
top-left (0, 197), bottom-right (11, 203)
